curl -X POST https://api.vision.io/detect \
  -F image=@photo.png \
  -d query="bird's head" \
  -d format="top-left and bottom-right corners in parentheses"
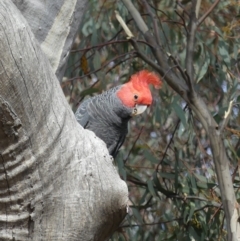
top-left (117, 70), bottom-right (162, 116)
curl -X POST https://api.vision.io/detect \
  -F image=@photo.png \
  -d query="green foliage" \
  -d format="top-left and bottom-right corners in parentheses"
top-left (63, 0), bottom-right (240, 240)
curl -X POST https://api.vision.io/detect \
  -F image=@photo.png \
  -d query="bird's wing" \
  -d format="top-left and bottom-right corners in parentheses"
top-left (109, 131), bottom-right (127, 158)
top-left (75, 86), bottom-right (121, 128)
top-left (75, 98), bottom-right (92, 128)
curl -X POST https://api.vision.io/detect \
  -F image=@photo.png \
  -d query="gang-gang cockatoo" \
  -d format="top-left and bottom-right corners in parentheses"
top-left (75, 70), bottom-right (162, 158)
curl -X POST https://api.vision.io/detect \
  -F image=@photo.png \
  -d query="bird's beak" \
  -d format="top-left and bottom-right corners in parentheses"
top-left (132, 105), bottom-right (148, 116)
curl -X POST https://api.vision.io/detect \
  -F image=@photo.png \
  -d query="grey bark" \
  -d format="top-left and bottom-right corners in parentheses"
top-left (0, 1), bottom-right (128, 240)
top-left (12, 0), bottom-right (88, 81)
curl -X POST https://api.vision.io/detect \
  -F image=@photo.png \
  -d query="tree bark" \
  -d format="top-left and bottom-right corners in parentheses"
top-left (12, 0), bottom-right (88, 81)
top-left (0, 1), bottom-right (128, 240)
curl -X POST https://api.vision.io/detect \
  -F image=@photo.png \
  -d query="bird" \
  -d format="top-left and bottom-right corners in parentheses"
top-left (75, 70), bottom-right (162, 158)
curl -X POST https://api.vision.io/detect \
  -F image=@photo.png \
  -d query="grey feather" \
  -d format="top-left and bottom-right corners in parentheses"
top-left (75, 86), bottom-right (132, 158)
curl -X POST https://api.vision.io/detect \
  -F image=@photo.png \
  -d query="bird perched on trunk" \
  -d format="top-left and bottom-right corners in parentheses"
top-left (75, 70), bottom-right (162, 158)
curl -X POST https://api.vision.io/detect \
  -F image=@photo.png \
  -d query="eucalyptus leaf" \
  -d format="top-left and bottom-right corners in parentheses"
top-left (171, 99), bottom-right (187, 128)
top-left (196, 57), bottom-right (210, 83)
top-left (187, 202), bottom-right (195, 222)
top-left (143, 150), bottom-right (159, 164)
top-left (93, 51), bottom-right (101, 70)
top-left (147, 179), bottom-right (157, 197)
top-left (132, 208), bottom-right (143, 224)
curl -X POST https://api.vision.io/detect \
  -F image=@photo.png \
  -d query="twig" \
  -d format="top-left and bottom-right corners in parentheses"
top-left (96, 0), bottom-right (107, 22)
top-left (72, 39), bottom-right (156, 55)
top-left (69, 51), bottom-right (136, 82)
top-left (124, 126), bottom-right (144, 164)
top-left (208, 204), bottom-right (223, 224)
top-left (219, 214), bottom-right (225, 239)
top-left (173, 195), bottom-right (221, 207)
top-left (130, 196), bottom-right (153, 210)
top-left (73, 51), bottom-right (136, 105)
top-left (115, 10), bottom-right (134, 39)
top-left (75, 79), bottom-right (100, 106)
top-left (148, 2), bottom-right (172, 53)
top-left (120, 218), bottom-right (181, 228)
top-left (125, 165), bottom-right (155, 170)
top-left (156, 118), bottom-right (180, 172)
top-left (168, 55), bottom-right (187, 81)
top-left (220, 100), bottom-right (234, 132)
top-left (106, 55), bottom-right (135, 74)
top-left (127, 175), bottom-right (147, 187)
top-left (156, 104), bottom-right (188, 171)
top-left (71, 39), bottom-right (129, 53)
top-left (194, 204), bottom-right (222, 212)
top-left (197, 0), bottom-right (220, 26)
top-left (176, 0), bottom-right (190, 17)
top-left (108, 13), bottom-right (149, 42)
top-left (174, 10), bottom-right (188, 34)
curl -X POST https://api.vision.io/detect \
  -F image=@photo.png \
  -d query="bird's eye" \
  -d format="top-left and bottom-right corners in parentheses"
top-left (134, 94), bottom-right (138, 100)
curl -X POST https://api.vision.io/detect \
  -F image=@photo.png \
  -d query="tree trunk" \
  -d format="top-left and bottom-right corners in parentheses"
top-left (12, 0), bottom-right (88, 81)
top-left (0, 1), bottom-right (128, 240)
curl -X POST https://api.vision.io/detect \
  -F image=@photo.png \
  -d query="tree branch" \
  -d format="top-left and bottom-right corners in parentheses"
top-left (197, 0), bottom-right (221, 26)
top-left (185, 0), bottom-right (198, 84)
top-left (0, 1), bottom-right (128, 240)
